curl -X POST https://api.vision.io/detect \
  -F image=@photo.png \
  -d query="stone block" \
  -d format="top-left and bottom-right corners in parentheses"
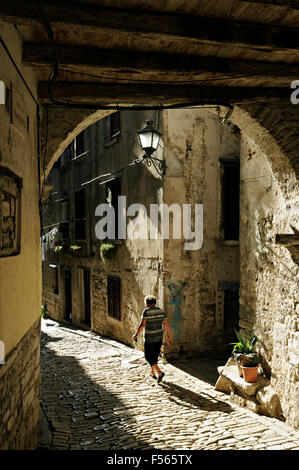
top-left (219, 365), bottom-right (269, 396)
top-left (256, 385), bottom-right (283, 419)
top-left (215, 357), bottom-right (236, 393)
top-left (215, 373), bottom-right (231, 394)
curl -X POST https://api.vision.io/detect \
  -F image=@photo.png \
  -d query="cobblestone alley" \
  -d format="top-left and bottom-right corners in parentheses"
top-left (40, 319), bottom-right (299, 451)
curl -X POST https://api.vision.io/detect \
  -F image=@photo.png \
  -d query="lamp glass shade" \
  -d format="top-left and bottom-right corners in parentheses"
top-left (138, 120), bottom-right (161, 156)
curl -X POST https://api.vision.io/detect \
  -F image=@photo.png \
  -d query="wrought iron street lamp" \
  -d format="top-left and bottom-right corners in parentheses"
top-left (137, 120), bottom-right (167, 176)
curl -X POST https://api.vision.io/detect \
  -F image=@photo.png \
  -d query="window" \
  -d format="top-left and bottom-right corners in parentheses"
top-left (106, 178), bottom-right (121, 239)
top-left (220, 158), bottom-right (240, 241)
top-left (75, 131), bottom-right (85, 158)
top-left (107, 275), bottom-right (121, 321)
top-left (59, 199), bottom-right (69, 239)
top-left (105, 112), bottom-right (121, 142)
top-left (51, 265), bottom-right (59, 295)
top-left (216, 282), bottom-right (239, 331)
top-left (223, 289), bottom-right (239, 330)
top-left (61, 143), bottom-right (73, 166)
top-left (74, 189), bottom-right (86, 240)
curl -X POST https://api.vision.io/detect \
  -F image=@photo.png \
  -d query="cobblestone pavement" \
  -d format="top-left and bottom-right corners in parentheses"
top-left (40, 319), bottom-right (299, 451)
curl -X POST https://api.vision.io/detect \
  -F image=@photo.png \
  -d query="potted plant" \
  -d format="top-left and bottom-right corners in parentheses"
top-left (230, 329), bottom-right (259, 382)
top-left (240, 354), bottom-right (260, 383)
top-left (70, 245), bottom-right (82, 254)
top-left (54, 245), bottom-right (63, 254)
top-left (100, 242), bottom-right (116, 263)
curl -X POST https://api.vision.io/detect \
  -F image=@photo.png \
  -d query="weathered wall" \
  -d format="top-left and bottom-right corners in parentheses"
top-left (162, 109), bottom-right (241, 358)
top-left (239, 132), bottom-right (299, 429)
top-left (42, 110), bottom-right (164, 348)
top-left (0, 22), bottom-right (41, 448)
top-left (0, 319), bottom-right (40, 449)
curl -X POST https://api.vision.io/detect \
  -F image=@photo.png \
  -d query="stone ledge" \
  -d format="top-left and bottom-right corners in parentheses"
top-left (215, 359), bottom-right (284, 421)
top-left (217, 364), bottom-right (269, 396)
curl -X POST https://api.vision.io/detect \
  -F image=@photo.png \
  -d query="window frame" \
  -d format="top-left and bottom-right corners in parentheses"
top-left (105, 112), bottom-right (121, 145)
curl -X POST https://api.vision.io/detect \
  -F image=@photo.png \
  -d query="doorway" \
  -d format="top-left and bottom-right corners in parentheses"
top-left (64, 269), bottom-right (72, 322)
top-left (83, 269), bottom-right (91, 327)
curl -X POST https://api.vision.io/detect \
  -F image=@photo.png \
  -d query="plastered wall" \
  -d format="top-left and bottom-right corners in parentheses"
top-left (0, 22), bottom-right (41, 357)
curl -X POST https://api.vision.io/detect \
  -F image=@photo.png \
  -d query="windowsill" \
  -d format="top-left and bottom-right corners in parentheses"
top-left (222, 240), bottom-right (239, 246)
top-left (104, 132), bottom-right (120, 148)
top-left (101, 239), bottom-right (123, 245)
top-left (216, 237), bottom-right (239, 246)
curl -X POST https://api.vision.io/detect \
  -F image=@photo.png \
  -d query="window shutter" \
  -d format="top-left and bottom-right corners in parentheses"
top-left (107, 275), bottom-right (121, 320)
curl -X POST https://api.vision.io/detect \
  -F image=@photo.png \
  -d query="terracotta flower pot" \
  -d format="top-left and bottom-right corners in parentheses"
top-left (241, 365), bottom-right (258, 383)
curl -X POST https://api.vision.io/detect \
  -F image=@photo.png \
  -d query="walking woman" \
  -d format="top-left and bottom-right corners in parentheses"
top-left (133, 295), bottom-right (172, 383)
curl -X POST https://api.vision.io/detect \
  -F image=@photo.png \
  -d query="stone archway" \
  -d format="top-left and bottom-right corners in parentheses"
top-left (41, 102), bottom-right (298, 193)
top-left (41, 99), bottom-right (298, 429)
top-left (40, 107), bottom-right (114, 180)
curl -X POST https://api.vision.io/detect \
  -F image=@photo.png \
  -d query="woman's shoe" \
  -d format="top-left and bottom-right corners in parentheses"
top-left (157, 372), bottom-right (165, 383)
top-left (150, 374), bottom-right (157, 380)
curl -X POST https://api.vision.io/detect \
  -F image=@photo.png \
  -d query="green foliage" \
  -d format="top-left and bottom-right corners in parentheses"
top-left (100, 243), bottom-right (116, 263)
top-left (54, 245), bottom-right (63, 253)
top-left (70, 245), bottom-right (82, 251)
top-left (230, 329), bottom-right (258, 354)
top-left (41, 304), bottom-right (48, 319)
top-left (230, 329), bottom-right (259, 367)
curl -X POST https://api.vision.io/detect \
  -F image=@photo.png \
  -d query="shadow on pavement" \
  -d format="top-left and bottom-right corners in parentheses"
top-left (40, 329), bottom-right (154, 450)
top-left (169, 357), bottom-right (226, 386)
top-left (160, 380), bottom-right (233, 414)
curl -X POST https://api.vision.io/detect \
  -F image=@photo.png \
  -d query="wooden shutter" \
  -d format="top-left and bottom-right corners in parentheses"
top-left (107, 275), bottom-right (121, 320)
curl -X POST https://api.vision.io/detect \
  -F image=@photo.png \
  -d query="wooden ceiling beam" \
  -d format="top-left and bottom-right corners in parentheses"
top-left (37, 81), bottom-right (291, 105)
top-left (22, 42), bottom-right (299, 85)
top-left (0, 0), bottom-right (298, 55)
top-left (244, 0), bottom-right (299, 10)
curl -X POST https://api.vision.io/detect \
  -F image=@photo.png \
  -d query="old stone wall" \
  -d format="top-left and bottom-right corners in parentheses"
top-left (162, 109), bottom-right (241, 358)
top-left (0, 318), bottom-right (40, 449)
top-left (239, 133), bottom-right (299, 429)
top-left (42, 262), bottom-right (63, 322)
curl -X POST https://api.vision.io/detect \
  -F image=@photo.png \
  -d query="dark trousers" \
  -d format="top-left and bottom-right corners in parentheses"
top-left (144, 341), bottom-right (162, 366)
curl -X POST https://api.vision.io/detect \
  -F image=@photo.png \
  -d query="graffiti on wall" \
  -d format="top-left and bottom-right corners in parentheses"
top-left (166, 280), bottom-right (185, 343)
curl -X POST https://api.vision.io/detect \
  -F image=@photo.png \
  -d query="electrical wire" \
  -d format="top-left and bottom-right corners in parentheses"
top-left (42, 218), bottom-right (86, 231)
top-left (0, 34), bottom-right (38, 106)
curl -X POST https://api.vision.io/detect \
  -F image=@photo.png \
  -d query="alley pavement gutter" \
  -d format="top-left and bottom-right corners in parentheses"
top-left (39, 319), bottom-right (299, 451)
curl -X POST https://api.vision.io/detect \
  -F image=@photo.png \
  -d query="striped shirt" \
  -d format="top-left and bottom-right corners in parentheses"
top-left (142, 306), bottom-right (166, 343)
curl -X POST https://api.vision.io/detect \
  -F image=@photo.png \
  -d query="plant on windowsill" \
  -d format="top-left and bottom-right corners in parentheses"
top-left (230, 329), bottom-right (259, 382)
top-left (70, 245), bottom-right (82, 254)
top-left (100, 242), bottom-right (116, 263)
